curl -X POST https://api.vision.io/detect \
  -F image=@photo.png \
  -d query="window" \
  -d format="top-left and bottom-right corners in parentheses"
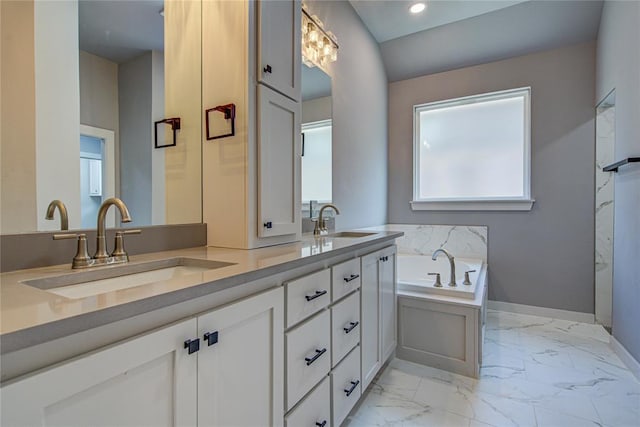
top-left (412, 87), bottom-right (534, 211)
top-left (301, 120), bottom-right (332, 204)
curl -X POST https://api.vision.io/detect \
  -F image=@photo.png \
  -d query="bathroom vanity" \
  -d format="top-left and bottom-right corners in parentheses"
top-left (0, 231), bottom-right (401, 426)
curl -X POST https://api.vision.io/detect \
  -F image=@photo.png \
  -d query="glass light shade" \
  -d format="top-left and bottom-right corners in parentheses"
top-left (309, 29), bottom-right (318, 44)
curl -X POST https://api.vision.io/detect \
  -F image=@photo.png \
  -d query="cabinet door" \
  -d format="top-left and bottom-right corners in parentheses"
top-left (257, 85), bottom-right (301, 238)
top-left (380, 247), bottom-right (397, 362)
top-left (360, 251), bottom-right (380, 390)
top-left (1, 319), bottom-right (197, 427)
top-left (257, 0), bottom-right (301, 101)
top-left (197, 287), bottom-right (284, 427)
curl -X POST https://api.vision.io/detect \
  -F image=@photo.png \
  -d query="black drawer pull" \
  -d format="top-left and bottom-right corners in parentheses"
top-left (379, 256), bottom-right (389, 262)
top-left (343, 274), bottom-right (360, 283)
top-left (344, 380), bottom-right (360, 396)
top-left (315, 421), bottom-right (327, 427)
top-left (343, 321), bottom-right (359, 334)
top-left (305, 348), bottom-right (327, 366)
top-left (305, 289), bottom-right (327, 301)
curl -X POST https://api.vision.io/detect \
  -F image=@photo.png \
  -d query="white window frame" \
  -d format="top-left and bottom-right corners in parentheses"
top-left (411, 87), bottom-right (534, 211)
top-left (301, 119), bottom-right (332, 206)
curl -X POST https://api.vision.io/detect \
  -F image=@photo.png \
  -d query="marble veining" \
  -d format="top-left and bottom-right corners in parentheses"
top-left (595, 104), bottom-right (615, 327)
top-left (347, 310), bottom-right (640, 427)
top-left (365, 224), bottom-right (488, 261)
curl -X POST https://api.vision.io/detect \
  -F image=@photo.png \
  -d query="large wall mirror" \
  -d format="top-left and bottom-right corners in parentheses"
top-left (0, 0), bottom-right (202, 234)
top-left (301, 64), bottom-right (332, 220)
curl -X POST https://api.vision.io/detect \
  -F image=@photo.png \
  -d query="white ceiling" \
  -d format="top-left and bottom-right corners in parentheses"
top-left (349, 0), bottom-right (528, 43)
top-left (350, 0), bottom-right (603, 82)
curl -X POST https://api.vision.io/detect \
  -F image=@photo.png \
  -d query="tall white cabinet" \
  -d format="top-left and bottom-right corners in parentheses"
top-left (202, 0), bottom-right (302, 249)
top-left (1, 288), bottom-right (283, 427)
top-left (361, 245), bottom-right (397, 390)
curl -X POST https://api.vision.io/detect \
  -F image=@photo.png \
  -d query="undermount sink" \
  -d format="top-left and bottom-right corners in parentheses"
top-left (23, 257), bottom-right (236, 300)
top-left (327, 231), bottom-right (376, 238)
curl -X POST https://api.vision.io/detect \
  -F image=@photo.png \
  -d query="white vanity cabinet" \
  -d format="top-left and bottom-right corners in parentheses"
top-left (1, 287), bottom-right (284, 427)
top-left (257, 0), bottom-right (301, 101)
top-left (284, 259), bottom-right (363, 426)
top-left (360, 245), bottom-right (397, 390)
top-left (1, 319), bottom-right (198, 427)
top-left (257, 85), bottom-right (301, 239)
top-left (197, 286), bottom-right (284, 427)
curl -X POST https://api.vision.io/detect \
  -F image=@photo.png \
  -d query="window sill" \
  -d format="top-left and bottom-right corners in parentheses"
top-left (410, 199), bottom-right (535, 211)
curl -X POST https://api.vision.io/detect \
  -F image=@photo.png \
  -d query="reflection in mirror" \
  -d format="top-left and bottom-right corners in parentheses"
top-left (0, 0), bottom-right (202, 234)
top-left (301, 64), bottom-right (332, 220)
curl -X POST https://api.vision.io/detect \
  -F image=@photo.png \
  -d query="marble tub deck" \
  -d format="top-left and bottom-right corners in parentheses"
top-left (348, 310), bottom-right (640, 427)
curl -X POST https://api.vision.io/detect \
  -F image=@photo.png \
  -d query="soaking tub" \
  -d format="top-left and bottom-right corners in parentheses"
top-left (397, 255), bottom-right (483, 299)
top-left (396, 253), bottom-right (488, 378)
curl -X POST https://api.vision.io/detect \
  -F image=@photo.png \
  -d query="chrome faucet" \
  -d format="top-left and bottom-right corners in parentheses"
top-left (53, 197), bottom-right (140, 269)
top-left (95, 198), bottom-right (132, 259)
top-left (314, 204), bottom-right (340, 236)
top-left (45, 200), bottom-right (69, 230)
top-left (432, 248), bottom-right (456, 287)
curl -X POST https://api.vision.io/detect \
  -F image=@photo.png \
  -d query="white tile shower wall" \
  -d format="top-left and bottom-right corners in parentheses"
top-left (364, 224), bottom-right (488, 261)
top-left (595, 105), bottom-right (614, 328)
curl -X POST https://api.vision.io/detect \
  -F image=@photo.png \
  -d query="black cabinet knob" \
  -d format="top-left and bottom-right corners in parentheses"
top-left (263, 64), bottom-right (272, 73)
top-left (184, 338), bottom-right (200, 354)
top-left (263, 221), bottom-right (273, 229)
top-left (204, 331), bottom-right (219, 346)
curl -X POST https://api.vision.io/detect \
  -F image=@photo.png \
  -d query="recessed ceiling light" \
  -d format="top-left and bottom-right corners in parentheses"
top-left (409, 2), bottom-right (426, 14)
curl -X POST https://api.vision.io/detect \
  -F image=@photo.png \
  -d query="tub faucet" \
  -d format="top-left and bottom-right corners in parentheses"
top-left (45, 200), bottom-right (69, 230)
top-left (314, 204), bottom-right (340, 236)
top-left (432, 248), bottom-right (456, 287)
top-left (95, 198), bottom-right (132, 260)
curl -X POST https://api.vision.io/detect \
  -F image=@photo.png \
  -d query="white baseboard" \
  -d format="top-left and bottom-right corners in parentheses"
top-left (610, 335), bottom-right (640, 381)
top-left (488, 300), bottom-right (595, 324)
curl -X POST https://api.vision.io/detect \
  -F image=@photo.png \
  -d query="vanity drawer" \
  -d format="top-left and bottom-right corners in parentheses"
top-left (286, 310), bottom-right (331, 411)
top-left (286, 269), bottom-right (331, 327)
top-left (285, 377), bottom-right (331, 427)
top-left (331, 345), bottom-right (361, 427)
top-left (331, 290), bottom-right (360, 367)
top-left (331, 258), bottom-right (361, 301)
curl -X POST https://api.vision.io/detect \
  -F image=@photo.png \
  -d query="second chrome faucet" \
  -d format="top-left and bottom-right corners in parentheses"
top-left (313, 204), bottom-right (340, 236)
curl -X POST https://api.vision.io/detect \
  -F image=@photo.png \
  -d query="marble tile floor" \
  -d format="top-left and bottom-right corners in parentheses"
top-left (347, 310), bottom-right (640, 427)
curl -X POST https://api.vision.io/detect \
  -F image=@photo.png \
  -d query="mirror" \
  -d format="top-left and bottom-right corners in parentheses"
top-left (0, 0), bottom-right (202, 234)
top-left (301, 64), bottom-right (332, 220)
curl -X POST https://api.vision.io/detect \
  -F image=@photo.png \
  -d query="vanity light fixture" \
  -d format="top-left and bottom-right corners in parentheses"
top-left (302, 5), bottom-right (338, 71)
top-left (410, 2), bottom-right (426, 14)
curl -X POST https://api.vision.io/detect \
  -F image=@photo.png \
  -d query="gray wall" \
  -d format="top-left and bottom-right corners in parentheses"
top-left (596, 1), bottom-right (640, 361)
top-left (79, 51), bottom-right (120, 196)
top-left (305, 0), bottom-right (388, 230)
top-left (388, 42), bottom-right (596, 314)
top-left (119, 53), bottom-right (153, 226)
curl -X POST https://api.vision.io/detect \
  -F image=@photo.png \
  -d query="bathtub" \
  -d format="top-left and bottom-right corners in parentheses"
top-left (395, 253), bottom-right (488, 378)
top-left (397, 255), bottom-right (483, 299)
